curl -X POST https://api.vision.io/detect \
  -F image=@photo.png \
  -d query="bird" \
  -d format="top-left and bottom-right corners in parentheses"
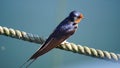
top-left (20, 11), bottom-right (84, 68)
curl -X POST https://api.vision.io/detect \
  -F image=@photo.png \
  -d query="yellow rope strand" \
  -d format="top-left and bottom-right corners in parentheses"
top-left (0, 26), bottom-right (120, 61)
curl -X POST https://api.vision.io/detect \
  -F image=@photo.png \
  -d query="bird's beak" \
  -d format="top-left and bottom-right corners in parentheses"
top-left (75, 13), bottom-right (84, 24)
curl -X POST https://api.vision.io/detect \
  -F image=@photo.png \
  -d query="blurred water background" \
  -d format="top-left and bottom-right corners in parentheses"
top-left (0, 0), bottom-right (120, 68)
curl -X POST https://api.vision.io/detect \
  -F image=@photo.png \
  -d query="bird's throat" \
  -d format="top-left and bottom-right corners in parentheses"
top-left (75, 18), bottom-right (82, 24)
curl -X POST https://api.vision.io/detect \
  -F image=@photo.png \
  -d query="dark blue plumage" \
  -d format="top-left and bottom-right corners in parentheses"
top-left (20, 11), bottom-right (84, 68)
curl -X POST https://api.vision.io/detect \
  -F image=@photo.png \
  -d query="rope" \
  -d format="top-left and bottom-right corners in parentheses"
top-left (0, 26), bottom-right (120, 62)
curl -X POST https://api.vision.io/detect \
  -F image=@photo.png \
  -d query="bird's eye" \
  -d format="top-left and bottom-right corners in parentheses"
top-left (77, 16), bottom-right (81, 18)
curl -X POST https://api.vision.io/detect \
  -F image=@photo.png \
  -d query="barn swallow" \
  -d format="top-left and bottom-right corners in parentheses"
top-left (20, 11), bottom-right (84, 68)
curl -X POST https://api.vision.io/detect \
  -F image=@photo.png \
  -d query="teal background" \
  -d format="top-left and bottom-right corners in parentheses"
top-left (0, 0), bottom-right (120, 68)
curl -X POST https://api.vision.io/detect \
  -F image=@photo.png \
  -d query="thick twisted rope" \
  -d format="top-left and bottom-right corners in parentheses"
top-left (0, 26), bottom-right (120, 62)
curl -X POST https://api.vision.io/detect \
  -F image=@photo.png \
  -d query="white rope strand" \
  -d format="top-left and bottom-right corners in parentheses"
top-left (0, 26), bottom-right (120, 61)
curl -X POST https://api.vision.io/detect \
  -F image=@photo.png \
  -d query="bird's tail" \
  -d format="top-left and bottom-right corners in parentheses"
top-left (19, 58), bottom-right (36, 68)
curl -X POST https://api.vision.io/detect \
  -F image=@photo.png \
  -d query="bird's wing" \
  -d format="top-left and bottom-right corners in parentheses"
top-left (20, 36), bottom-right (70, 68)
top-left (20, 23), bottom-right (76, 68)
top-left (29, 27), bottom-right (76, 60)
top-left (29, 25), bottom-right (76, 60)
top-left (30, 35), bottom-right (70, 60)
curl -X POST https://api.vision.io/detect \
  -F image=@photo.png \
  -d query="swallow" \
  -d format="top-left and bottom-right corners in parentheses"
top-left (20, 11), bottom-right (84, 68)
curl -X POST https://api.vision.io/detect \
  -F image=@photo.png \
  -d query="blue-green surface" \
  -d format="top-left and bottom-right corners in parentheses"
top-left (0, 0), bottom-right (120, 68)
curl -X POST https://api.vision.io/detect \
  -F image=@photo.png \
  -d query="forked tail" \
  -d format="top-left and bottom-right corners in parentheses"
top-left (19, 58), bottom-right (36, 68)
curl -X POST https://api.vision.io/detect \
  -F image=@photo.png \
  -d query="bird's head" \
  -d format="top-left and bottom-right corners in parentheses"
top-left (69, 11), bottom-right (84, 24)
